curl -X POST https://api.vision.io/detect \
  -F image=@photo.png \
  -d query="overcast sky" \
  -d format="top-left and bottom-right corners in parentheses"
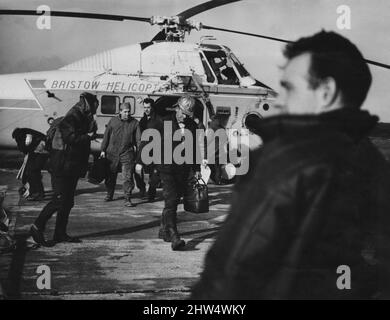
top-left (0, 0), bottom-right (389, 120)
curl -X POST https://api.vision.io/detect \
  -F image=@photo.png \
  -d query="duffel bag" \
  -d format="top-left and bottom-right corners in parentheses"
top-left (184, 177), bottom-right (209, 213)
top-left (88, 157), bottom-right (108, 184)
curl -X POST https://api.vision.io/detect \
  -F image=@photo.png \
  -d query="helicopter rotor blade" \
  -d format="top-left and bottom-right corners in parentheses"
top-left (0, 9), bottom-right (150, 23)
top-left (151, 0), bottom-right (241, 41)
top-left (202, 24), bottom-right (390, 70)
top-left (202, 24), bottom-right (291, 43)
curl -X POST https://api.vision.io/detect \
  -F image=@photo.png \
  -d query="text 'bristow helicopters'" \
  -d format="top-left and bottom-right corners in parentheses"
top-left (0, 0), bottom-right (389, 152)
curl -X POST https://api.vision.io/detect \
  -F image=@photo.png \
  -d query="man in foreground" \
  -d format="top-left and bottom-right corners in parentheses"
top-left (192, 31), bottom-right (390, 299)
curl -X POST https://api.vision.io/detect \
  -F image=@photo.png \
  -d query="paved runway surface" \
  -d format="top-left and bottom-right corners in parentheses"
top-left (0, 169), bottom-right (232, 299)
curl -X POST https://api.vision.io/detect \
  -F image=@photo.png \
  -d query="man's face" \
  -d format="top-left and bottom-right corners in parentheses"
top-left (91, 99), bottom-right (99, 115)
top-left (143, 103), bottom-right (152, 116)
top-left (175, 107), bottom-right (188, 123)
top-left (275, 53), bottom-right (321, 115)
top-left (120, 108), bottom-right (130, 120)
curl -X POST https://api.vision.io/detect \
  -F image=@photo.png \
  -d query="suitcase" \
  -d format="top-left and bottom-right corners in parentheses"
top-left (88, 157), bottom-right (108, 184)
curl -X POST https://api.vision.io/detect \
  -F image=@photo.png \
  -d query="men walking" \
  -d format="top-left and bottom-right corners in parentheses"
top-left (150, 95), bottom-right (201, 251)
top-left (100, 102), bottom-right (141, 207)
top-left (30, 92), bottom-right (99, 246)
top-left (192, 31), bottom-right (390, 299)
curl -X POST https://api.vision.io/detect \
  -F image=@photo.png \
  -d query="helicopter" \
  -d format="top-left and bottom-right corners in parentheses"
top-left (0, 0), bottom-right (389, 154)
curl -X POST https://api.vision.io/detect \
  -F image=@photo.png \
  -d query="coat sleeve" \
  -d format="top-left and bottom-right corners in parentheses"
top-left (60, 114), bottom-right (90, 146)
top-left (192, 124), bottom-right (201, 172)
top-left (101, 120), bottom-right (112, 152)
top-left (191, 164), bottom-right (334, 299)
top-left (134, 121), bottom-right (142, 163)
top-left (134, 121), bottom-right (141, 150)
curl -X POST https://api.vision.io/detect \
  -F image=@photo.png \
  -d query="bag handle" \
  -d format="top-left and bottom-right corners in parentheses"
top-left (189, 176), bottom-right (207, 186)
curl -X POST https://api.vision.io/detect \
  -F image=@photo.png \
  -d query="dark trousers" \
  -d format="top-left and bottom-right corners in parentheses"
top-left (105, 160), bottom-right (135, 199)
top-left (210, 164), bottom-right (223, 185)
top-left (25, 153), bottom-right (48, 196)
top-left (147, 166), bottom-right (160, 198)
top-left (34, 174), bottom-right (79, 236)
top-left (134, 169), bottom-right (146, 193)
top-left (160, 168), bottom-right (189, 232)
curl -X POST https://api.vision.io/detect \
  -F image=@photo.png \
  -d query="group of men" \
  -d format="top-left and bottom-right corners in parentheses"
top-left (100, 98), bottom-right (160, 207)
top-left (10, 29), bottom-right (390, 298)
top-left (27, 91), bottom-right (205, 251)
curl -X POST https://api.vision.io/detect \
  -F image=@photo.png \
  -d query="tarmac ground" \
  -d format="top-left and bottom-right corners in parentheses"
top-left (0, 166), bottom-right (231, 300)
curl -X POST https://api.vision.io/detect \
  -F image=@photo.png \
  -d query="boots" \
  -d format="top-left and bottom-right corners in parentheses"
top-left (158, 227), bottom-right (185, 250)
top-left (168, 227), bottom-right (185, 251)
top-left (159, 211), bottom-right (185, 250)
top-left (30, 224), bottom-right (55, 247)
top-left (104, 193), bottom-right (113, 202)
top-left (124, 197), bottom-right (135, 207)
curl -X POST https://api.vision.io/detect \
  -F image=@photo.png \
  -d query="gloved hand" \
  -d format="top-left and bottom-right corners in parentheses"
top-left (88, 131), bottom-right (98, 140)
top-left (135, 163), bottom-right (143, 175)
top-left (194, 171), bottom-right (202, 180)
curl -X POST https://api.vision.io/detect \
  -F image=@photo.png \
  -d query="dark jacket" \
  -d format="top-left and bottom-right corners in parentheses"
top-left (192, 108), bottom-right (390, 300)
top-left (207, 117), bottom-right (228, 164)
top-left (138, 112), bottom-right (160, 167)
top-left (139, 111), bottom-right (158, 133)
top-left (12, 128), bottom-right (46, 154)
top-left (149, 113), bottom-right (201, 173)
top-left (101, 115), bottom-right (141, 172)
top-left (50, 102), bottom-right (94, 177)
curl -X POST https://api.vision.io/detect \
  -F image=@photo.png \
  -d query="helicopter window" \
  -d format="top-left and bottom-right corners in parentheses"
top-left (199, 53), bottom-right (215, 83)
top-left (123, 96), bottom-right (136, 115)
top-left (203, 50), bottom-right (239, 85)
top-left (230, 53), bottom-right (250, 78)
top-left (101, 95), bottom-right (120, 115)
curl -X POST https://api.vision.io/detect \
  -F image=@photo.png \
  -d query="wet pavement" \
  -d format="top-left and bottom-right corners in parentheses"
top-left (0, 169), bottom-right (232, 299)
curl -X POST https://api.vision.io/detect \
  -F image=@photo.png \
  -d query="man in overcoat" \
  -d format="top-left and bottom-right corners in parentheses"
top-left (192, 31), bottom-right (390, 299)
top-left (100, 102), bottom-right (141, 207)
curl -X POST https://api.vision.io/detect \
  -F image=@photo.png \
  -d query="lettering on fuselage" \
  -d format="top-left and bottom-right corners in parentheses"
top-left (51, 80), bottom-right (100, 90)
top-left (49, 80), bottom-right (160, 93)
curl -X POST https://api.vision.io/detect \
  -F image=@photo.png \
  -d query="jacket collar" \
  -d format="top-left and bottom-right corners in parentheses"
top-left (253, 108), bottom-right (379, 143)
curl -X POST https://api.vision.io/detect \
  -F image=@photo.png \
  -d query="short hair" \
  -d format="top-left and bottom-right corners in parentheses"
top-left (143, 98), bottom-right (154, 106)
top-left (283, 30), bottom-right (372, 109)
top-left (12, 128), bottom-right (21, 139)
top-left (119, 102), bottom-right (131, 110)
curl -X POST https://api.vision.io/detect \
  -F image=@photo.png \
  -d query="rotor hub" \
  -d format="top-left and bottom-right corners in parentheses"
top-left (150, 16), bottom-right (202, 42)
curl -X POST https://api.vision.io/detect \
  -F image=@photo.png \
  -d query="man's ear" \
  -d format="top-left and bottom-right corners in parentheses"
top-left (318, 77), bottom-right (338, 111)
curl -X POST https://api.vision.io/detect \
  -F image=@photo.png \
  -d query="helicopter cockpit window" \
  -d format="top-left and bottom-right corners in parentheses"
top-left (230, 53), bottom-right (250, 78)
top-left (199, 53), bottom-right (215, 83)
top-left (101, 95), bottom-right (120, 115)
top-left (123, 96), bottom-right (136, 115)
top-left (203, 50), bottom-right (239, 85)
